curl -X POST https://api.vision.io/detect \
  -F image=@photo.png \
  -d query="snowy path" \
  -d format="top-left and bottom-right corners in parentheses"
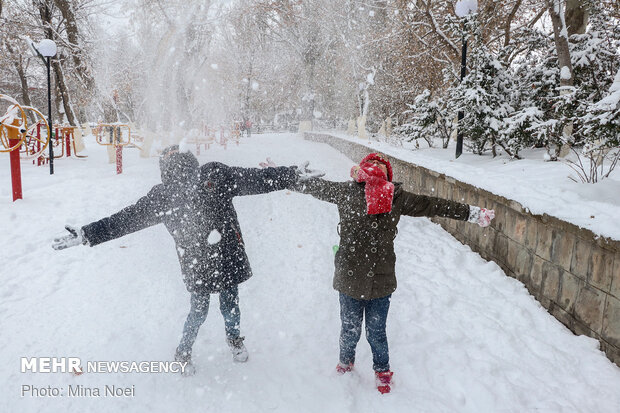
top-left (1, 133), bottom-right (619, 413)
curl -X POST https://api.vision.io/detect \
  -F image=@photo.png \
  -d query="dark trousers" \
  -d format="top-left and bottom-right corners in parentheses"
top-left (177, 285), bottom-right (241, 356)
top-left (339, 293), bottom-right (391, 372)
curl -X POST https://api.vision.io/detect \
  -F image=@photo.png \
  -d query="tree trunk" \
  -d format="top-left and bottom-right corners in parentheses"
top-left (547, 0), bottom-right (574, 87)
top-left (38, 0), bottom-right (78, 126)
top-left (565, 0), bottom-right (588, 36)
top-left (53, 0), bottom-right (94, 91)
top-left (243, 54), bottom-right (253, 121)
top-left (504, 0), bottom-right (523, 47)
top-left (301, 56), bottom-right (316, 123)
top-left (5, 42), bottom-right (35, 123)
top-left (52, 58), bottom-right (78, 125)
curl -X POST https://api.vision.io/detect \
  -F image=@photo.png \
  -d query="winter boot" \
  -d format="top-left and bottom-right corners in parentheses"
top-left (336, 362), bottom-right (354, 375)
top-left (227, 336), bottom-right (249, 363)
top-left (174, 349), bottom-right (196, 377)
top-left (375, 370), bottom-right (393, 394)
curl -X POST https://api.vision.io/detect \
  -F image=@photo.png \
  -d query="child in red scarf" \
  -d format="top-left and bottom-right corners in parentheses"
top-left (292, 152), bottom-right (494, 393)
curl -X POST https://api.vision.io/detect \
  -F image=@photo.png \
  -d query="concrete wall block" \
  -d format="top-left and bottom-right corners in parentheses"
top-left (445, 216), bottom-right (457, 230)
top-left (452, 184), bottom-right (466, 204)
top-left (490, 201), bottom-right (507, 233)
top-left (558, 272), bottom-right (581, 313)
top-left (530, 256), bottom-right (545, 294)
top-left (493, 234), bottom-right (509, 266)
top-left (391, 159), bottom-right (408, 177)
top-left (427, 168), bottom-right (441, 178)
top-left (513, 213), bottom-right (528, 244)
top-left (515, 249), bottom-right (533, 285)
top-left (588, 247), bottom-right (614, 292)
top-left (414, 169), bottom-right (423, 194)
top-left (601, 341), bottom-right (620, 368)
top-left (602, 295), bottom-right (620, 348)
top-left (542, 262), bottom-right (562, 303)
top-left (572, 320), bottom-right (600, 340)
top-left (443, 179), bottom-right (454, 201)
top-left (467, 188), bottom-right (480, 207)
top-left (525, 219), bottom-right (539, 252)
top-left (550, 304), bottom-right (574, 330)
top-left (535, 224), bottom-right (554, 261)
top-left (467, 224), bottom-right (481, 249)
top-left (395, 163), bottom-right (413, 189)
top-left (551, 231), bottom-right (576, 272)
top-left (452, 220), bottom-right (466, 236)
top-left (571, 239), bottom-right (591, 280)
top-left (507, 239), bottom-right (520, 269)
top-left (574, 286), bottom-right (606, 334)
top-left (505, 209), bottom-right (527, 244)
top-left (611, 254), bottom-right (620, 300)
top-left (479, 228), bottom-right (497, 252)
top-left (508, 199), bottom-right (524, 212)
top-left (452, 229), bottom-right (468, 246)
top-left (421, 173), bottom-right (436, 197)
top-left (504, 209), bottom-right (517, 241)
top-left (434, 178), bottom-right (445, 199)
top-left (503, 266), bottom-right (517, 281)
top-left (538, 295), bottom-right (553, 310)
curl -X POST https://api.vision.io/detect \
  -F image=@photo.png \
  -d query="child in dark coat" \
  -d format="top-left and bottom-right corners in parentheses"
top-left (52, 145), bottom-right (323, 375)
top-left (295, 152), bottom-right (494, 393)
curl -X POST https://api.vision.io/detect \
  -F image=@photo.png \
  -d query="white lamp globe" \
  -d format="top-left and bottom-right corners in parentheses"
top-left (37, 39), bottom-right (57, 57)
top-left (455, 0), bottom-right (478, 17)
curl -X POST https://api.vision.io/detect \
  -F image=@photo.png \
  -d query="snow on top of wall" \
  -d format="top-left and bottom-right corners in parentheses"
top-left (330, 132), bottom-right (620, 241)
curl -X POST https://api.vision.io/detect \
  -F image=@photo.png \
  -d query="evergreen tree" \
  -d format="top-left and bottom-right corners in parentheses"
top-left (446, 18), bottom-right (513, 156)
top-left (394, 89), bottom-right (454, 148)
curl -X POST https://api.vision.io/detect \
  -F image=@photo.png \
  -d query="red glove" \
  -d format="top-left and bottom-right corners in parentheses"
top-left (468, 206), bottom-right (495, 227)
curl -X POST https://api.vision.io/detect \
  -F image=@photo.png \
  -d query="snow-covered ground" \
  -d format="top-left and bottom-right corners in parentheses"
top-left (329, 132), bottom-right (620, 241)
top-left (1, 133), bottom-right (619, 413)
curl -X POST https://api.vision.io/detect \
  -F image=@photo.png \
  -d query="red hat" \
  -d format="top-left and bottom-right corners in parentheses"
top-left (360, 153), bottom-right (393, 181)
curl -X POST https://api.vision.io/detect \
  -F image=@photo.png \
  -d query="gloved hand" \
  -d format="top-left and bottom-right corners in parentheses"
top-left (52, 225), bottom-right (87, 250)
top-left (259, 157), bottom-right (277, 168)
top-left (295, 161), bottom-right (325, 182)
top-left (468, 206), bottom-right (495, 228)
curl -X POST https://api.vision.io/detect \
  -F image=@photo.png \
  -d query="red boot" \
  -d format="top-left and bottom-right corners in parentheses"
top-left (336, 362), bottom-right (354, 375)
top-left (375, 370), bottom-right (393, 394)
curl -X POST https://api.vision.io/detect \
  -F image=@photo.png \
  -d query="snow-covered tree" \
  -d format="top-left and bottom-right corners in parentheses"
top-left (446, 18), bottom-right (514, 156)
top-left (394, 89), bottom-right (454, 148)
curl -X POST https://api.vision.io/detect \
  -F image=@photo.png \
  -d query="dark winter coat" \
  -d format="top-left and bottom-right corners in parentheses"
top-left (296, 179), bottom-right (471, 300)
top-left (82, 162), bottom-right (297, 294)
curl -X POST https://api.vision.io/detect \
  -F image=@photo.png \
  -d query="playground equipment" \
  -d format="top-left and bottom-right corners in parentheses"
top-left (229, 121), bottom-right (242, 145)
top-left (42, 124), bottom-right (88, 162)
top-left (186, 122), bottom-right (248, 154)
top-left (95, 123), bottom-right (133, 174)
top-left (0, 95), bottom-right (51, 156)
top-left (21, 106), bottom-right (51, 163)
top-left (0, 94), bottom-right (51, 201)
top-left (186, 124), bottom-right (215, 155)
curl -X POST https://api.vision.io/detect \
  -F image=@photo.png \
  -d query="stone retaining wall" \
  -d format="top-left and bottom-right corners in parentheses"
top-left (305, 132), bottom-right (620, 367)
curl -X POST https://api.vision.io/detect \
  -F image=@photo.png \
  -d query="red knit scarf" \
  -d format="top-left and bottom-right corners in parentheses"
top-left (351, 163), bottom-right (394, 214)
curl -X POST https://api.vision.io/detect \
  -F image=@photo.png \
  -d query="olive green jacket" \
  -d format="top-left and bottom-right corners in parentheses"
top-left (296, 179), bottom-right (471, 300)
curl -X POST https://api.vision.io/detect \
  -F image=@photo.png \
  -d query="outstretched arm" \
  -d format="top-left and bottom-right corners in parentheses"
top-left (291, 178), bottom-right (347, 205)
top-left (401, 190), bottom-right (494, 227)
top-left (53, 186), bottom-right (166, 249)
top-left (227, 165), bottom-right (298, 197)
top-left (400, 190), bottom-right (471, 220)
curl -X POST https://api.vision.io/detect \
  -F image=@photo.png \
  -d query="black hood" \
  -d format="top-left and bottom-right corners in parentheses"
top-left (159, 145), bottom-right (200, 189)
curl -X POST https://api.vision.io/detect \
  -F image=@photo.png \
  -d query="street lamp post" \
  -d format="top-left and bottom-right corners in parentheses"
top-left (36, 39), bottom-right (57, 174)
top-left (454, 0), bottom-right (478, 159)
